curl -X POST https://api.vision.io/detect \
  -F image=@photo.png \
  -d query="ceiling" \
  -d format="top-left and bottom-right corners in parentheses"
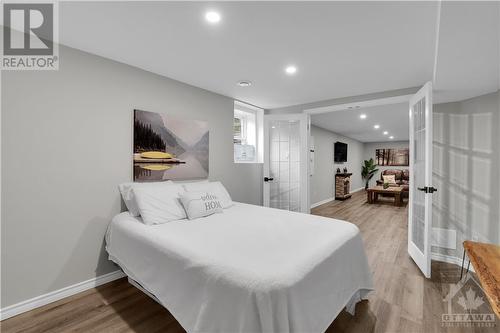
top-left (56, 2), bottom-right (498, 109)
top-left (433, 1), bottom-right (500, 103)
top-left (311, 103), bottom-right (409, 143)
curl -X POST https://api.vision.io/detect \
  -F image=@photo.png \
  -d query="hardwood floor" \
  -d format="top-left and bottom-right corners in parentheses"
top-left (2, 191), bottom-right (498, 332)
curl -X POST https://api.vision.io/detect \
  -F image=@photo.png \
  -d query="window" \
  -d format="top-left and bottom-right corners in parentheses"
top-left (234, 101), bottom-right (263, 163)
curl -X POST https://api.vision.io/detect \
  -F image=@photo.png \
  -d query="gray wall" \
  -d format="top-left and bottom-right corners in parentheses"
top-left (363, 141), bottom-right (410, 187)
top-left (1, 45), bottom-right (263, 308)
top-left (432, 90), bottom-right (500, 258)
top-left (311, 126), bottom-right (364, 205)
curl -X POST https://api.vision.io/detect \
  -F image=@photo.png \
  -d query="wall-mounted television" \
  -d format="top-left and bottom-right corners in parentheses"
top-left (334, 141), bottom-right (348, 162)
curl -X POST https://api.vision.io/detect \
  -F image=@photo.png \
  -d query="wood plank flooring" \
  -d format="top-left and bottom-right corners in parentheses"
top-left (2, 190), bottom-right (498, 332)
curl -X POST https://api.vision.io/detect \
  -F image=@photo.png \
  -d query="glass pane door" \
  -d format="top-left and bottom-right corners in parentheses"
top-left (412, 98), bottom-right (426, 253)
top-left (268, 120), bottom-right (301, 211)
top-left (263, 114), bottom-right (308, 213)
top-left (408, 81), bottom-right (434, 278)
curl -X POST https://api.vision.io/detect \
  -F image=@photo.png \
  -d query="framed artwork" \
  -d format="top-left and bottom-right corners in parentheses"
top-left (133, 109), bottom-right (209, 181)
top-left (375, 148), bottom-right (409, 166)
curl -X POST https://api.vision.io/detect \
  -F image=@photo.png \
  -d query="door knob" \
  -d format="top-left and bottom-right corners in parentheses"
top-left (264, 177), bottom-right (274, 182)
top-left (417, 186), bottom-right (437, 193)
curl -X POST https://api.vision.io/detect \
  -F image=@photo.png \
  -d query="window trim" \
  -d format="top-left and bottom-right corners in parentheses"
top-left (233, 101), bottom-right (264, 164)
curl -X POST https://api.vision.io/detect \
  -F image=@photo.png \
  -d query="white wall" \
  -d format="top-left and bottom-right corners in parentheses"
top-left (310, 125), bottom-right (364, 205)
top-left (432, 90), bottom-right (500, 258)
top-left (363, 141), bottom-right (410, 187)
top-left (1, 45), bottom-right (263, 308)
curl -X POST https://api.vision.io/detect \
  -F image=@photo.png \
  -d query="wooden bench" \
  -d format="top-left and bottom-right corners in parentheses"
top-left (461, 241), bottom-right (500, 318)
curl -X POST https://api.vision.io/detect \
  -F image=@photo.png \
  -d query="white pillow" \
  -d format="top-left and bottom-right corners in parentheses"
top-left (118, 181), bottom-right (173, 216)
top-left (182, 181), bottom-right (234, 208)
top-left (179, 191), bottom-right (223, 220)
top-left (131, 183), bottom-right (186, 225)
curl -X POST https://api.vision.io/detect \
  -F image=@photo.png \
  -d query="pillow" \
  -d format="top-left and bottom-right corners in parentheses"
top-left (132, 183), bottom-right (186, 225)
top-left (382, 175), bottom-right (397, 184)
top-left (182, 181), bottom-right (233, 208)
top-left (118, 181), bottom-right (173, 216)
top-left (179, 191), bottom-right (223, 220)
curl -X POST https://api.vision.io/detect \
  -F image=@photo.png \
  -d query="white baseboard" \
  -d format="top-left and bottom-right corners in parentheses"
top-left (351, 187), bottom-right (365, 193)
top-left (431, 253), bottom-right (475, 273)
top-left (310, 188), bottom-right (365, 209)
top-left (0, 270), bottom-right (125, 321)
top-left (310, 197), bottom-right (335, 208)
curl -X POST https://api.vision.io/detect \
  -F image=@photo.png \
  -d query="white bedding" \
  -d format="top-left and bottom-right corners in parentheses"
top-left (106, 202), bottom-right (373, 333)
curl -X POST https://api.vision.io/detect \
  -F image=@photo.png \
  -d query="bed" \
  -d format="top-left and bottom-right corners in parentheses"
top-left (106, 202), bottom-right (373, 333)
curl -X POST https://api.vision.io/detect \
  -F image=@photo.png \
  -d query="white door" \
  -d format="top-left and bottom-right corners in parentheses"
top-left (408, 81), bottom-right (436, 278)
top-left (263, 114), bottom-right (309, 213)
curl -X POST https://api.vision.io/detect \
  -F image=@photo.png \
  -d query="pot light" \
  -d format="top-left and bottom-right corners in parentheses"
top-left (374, 124), bottom-right (380, 129)
top-left (383, 131), bottom-right (388, 135)
top-left (285, 66), bottom-right (297, 75)
top-left (205, 11), bottom-right (221, 23)
top-left (389, 136), bottom-right (394, 139)
top-left (359, 114), bottom-right (367, 119)
top-left (237, 81), bottom-right (252, 87)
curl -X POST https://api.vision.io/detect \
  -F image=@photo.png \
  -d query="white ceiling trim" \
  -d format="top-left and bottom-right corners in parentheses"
top-left (303, 94), bottom-right (413, 115)
top-left (432, 0), bottom-right (442, 83)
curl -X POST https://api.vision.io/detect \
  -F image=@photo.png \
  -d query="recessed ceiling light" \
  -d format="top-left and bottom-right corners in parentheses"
top-left (355, 106), bottom-right (360, 109)
top-left (359, 114), bottom-right (367, 119)
top-left (383, 131), bottom-right (388, 135)
top-left (374, 124), bottom-right (380, 129)
top-left (285, 65), bottom-right (297, 75)
top-left (237, 81), bottom-right (252, 87)
top-left (389, 136), bottom-right (394, 139)
top-left (205, 11), bottom-right (221, 23)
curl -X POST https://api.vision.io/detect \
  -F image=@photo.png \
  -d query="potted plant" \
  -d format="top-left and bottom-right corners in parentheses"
top-left (383, 182), bottom-right (390, 189)
top-left (361, 158), bottom-right (379, 190)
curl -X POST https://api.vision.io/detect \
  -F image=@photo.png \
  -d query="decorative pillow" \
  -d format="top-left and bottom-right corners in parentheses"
top-left (182, 181), bottom-right (234, 208)
top-left (384, 169), bottom-right (402, 180)
top-left (382, 175), bottom-right (397, 184)
top-left (118, 181), bottom-right (173, 216)
top-left (132, 183), bottom-right (186, 225)
top-left (179, 191), bottom-right (223, 220)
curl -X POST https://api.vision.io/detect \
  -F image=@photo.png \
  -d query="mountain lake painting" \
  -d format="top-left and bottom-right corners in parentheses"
top-left (133, 109), bottom-right (209, 181)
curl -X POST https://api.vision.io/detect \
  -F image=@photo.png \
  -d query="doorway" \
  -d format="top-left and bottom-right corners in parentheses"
top-left (303, 83), bottom-right (435, 278)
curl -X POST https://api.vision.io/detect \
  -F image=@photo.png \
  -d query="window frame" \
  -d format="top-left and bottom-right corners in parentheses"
top-left (233, 101), bottom-right (263, 164)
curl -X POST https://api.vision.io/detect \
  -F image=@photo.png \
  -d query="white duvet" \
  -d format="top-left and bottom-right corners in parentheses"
top-left (106, 202), bottom-right (373, 333)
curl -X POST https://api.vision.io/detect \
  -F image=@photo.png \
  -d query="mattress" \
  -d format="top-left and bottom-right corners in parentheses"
top-left (106, 202), bottom-right (373, 333)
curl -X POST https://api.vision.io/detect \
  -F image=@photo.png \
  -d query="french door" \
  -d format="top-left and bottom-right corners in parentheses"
top-left (408, 81), bottom-right (436, 278)
top-left (263, 114), bottom-right (309, 213)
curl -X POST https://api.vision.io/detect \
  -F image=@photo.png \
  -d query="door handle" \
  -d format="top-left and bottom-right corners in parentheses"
top-left (417, 186), bottom-right (437, 193)
top-left (264, 177), bottom-right (274, 182)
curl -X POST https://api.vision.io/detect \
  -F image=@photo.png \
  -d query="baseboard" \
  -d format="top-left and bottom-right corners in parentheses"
top-left (431, 253), bottom-right (475, 273)
top-left (310, 188), bottom-right (365, 209)
top-left (310, 197), bottom-right (335, 208)
top-left (0, 270), bottom-right (126, 321)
